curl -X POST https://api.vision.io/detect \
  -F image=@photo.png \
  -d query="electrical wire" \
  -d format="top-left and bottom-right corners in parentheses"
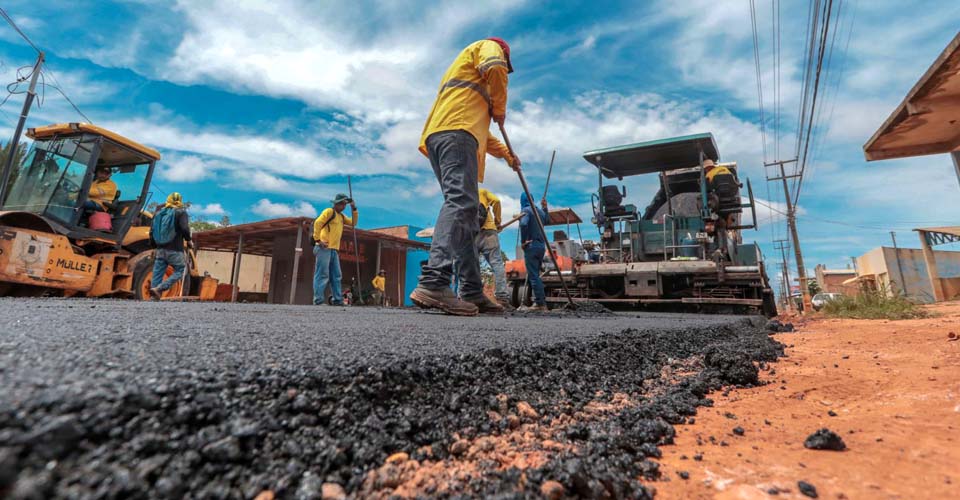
top-left (40, 66), bottom-right (93, 123)
top-left (0, 7), bottom-right (41, 54)
top-left (749, 0), bottom-right (768, 163)
top-left (754, 199), bottom-right (951, 232)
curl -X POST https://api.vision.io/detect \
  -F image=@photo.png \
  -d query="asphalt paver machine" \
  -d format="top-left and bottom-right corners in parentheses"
top-left (0, 122), bottom-right (215, 299)
top-left (508, 133), bottom-right (777, 316)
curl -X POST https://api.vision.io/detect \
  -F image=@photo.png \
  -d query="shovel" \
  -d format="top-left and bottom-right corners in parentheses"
top-left (496, 122), bottom-right (577, 310)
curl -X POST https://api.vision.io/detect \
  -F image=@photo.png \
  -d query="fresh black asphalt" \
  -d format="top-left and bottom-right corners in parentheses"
top-left (0, 298), bottom-right (781, 499)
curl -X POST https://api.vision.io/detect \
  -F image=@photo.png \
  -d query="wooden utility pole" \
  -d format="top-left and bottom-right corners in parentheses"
top-left (0, 51), bottom-right (44, 205)
top-left (767, 159), bottom-right (812, 312)
top-left (773, 239), bottom-right (792, 311)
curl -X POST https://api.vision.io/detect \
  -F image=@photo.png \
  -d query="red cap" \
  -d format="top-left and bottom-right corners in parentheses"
top-left (486, 37), bottom-right (514, 73)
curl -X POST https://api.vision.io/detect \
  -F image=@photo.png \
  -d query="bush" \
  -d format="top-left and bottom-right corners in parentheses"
top-left (822, 287), bottom-right (927, 320)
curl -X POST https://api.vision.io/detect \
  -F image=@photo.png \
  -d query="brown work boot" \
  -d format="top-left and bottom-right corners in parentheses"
top-left (148, 287), bottom-right (162, 301)
top-left (410, 287), bottom-right (478, 316)
top-left (497, 298), bottom-right (514, 311)
top-left (465, 295), bottom-right (505, 314)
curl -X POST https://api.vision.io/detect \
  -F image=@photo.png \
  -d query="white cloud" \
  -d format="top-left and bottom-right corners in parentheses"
top-left (103, 117), bottom-right (341, 179)
top-left (158, 154), bottom-right (212, 182)
top-left (250, 198), bottom-right (317, 218)
top-left (159, 0), bottom-right (526, 123)
top-left (194, 203), bottom-right (227, 216)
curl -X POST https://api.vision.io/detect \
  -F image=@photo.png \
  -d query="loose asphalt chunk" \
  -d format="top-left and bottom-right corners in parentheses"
top-left (798, 480), bottom-right (819, 498)
top-left (0, 298), bottom-right (782, 498)
top-left (803, 428), bottom-right (847, 451)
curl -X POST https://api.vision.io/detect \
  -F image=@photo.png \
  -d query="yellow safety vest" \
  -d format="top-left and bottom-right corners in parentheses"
top-left (419, 40), bottom-right (511, 183)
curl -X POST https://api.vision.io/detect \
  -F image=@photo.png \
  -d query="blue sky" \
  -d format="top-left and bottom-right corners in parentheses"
top-left (1, 0), bottom-right (958, 296)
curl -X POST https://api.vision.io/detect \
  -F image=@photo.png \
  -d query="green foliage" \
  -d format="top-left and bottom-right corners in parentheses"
top-left (0, 141), bottom-right (28, 197)
top-left (822, 286), bottom-right (927, 320)
top-left (189, 220), bottom-right (219, 232)
top-left (807, 279), bottom-right (822, 296)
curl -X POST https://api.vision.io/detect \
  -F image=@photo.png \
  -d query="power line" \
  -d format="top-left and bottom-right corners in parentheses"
top-left (0, 7), bottom-right (40, 54)
top-left (0, 8), bottom-right (94, 124)
top-left (749, 0), bottom-right (768, 163)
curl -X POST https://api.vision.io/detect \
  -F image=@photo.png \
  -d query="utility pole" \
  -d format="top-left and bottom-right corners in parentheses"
top-left (766, 159), bottom-right (812, 312)
top-left (0, 51), bottom-right (44, 206)
top-left (773, 239), bottom-right (792, 311)
top-left (890, 231), bottom-right (908, 297)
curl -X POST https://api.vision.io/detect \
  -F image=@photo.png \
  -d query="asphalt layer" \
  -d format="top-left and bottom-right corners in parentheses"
top-left (0, 299), bottom-right (782, 499)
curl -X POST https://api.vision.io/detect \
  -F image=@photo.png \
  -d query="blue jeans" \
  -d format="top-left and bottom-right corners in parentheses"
top-left (313, 246), bottom-right (343, 305)
top-left (524, 244), bottom-right (546, 305)
top-left (83, 200), bottom-right (105, 212)
top-left (151, 248), bottom-right (186, 292)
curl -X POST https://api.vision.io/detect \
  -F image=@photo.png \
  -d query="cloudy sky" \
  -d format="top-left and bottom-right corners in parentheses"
top-left (1, 0), bottom-right (958, 295)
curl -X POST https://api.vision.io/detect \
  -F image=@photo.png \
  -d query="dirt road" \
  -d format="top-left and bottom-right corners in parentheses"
top-left (656, 302), bottom-right (960, 499)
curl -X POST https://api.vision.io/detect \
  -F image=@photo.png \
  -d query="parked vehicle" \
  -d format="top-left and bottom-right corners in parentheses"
top-left (812, 292), bottom-right (843, 311)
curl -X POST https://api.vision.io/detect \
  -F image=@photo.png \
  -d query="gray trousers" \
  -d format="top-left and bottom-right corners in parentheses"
top-left (476, 229), bottom-right (508, 300)
top-left (418, 130), bottom-right (484, 299)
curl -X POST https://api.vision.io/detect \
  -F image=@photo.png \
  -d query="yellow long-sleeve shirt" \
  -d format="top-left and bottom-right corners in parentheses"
top-left (419, 39), bottom-right (511, 183)
top-left (88, 179), bottom-right (117, 210)
top-left (313, 207), bottom-right (357, 251)
top-left (478, 188), bottom-right (501, 230)
top-left (372, 275), bottom-right (385, 292)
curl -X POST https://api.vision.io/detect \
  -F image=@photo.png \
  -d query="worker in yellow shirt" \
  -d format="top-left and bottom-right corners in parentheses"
top-left (312, 193), bottom-right (357, 306)
top-left (371, 269), bottom-right (386, 306)
top-left (84, 165), bottom-right (117, 212)
top-left (409, 37), bottom-right (520, 317)
top-left (476, 188), bottom-right (510, 307)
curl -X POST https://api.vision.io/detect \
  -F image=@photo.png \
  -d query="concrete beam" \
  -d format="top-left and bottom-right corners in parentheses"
top-left (917, 230), bottom-right (946, 302)
top-left (953, 150), bottom-right (960, 191)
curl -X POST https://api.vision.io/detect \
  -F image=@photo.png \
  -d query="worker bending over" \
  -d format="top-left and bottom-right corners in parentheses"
top-left (313, 193), bottom-right (357, 306)
top-left (410, 37), bottom-right (520, 316)
top-left (372, 269), bottom-right (387, 306)
top-left (148, 192), bottom-right (192, 299)
top-left (85, 164), bottom-right (117, 212)
top-left (477, 188), bottom-right (510, 308)
top-left (519, 193), bottom-right (549, 312)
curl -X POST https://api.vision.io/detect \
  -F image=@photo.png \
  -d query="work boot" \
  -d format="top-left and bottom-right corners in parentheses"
top-left (464, 295), bottom-right (505, 314)
top-left (148, 287), bottom-right (162, 301)
top-left (410, 287), bottom-right (478, 316)
top-left (517, 303), bottom-right (549, 313)
top-left (496, 297), bottom-right (514, 311)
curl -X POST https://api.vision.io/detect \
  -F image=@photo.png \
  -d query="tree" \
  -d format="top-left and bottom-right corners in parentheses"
top-left (218, 215), bottom-right (231, 227)
top-left (189, 220), bottom-right (219, 232)
top-left (0, 141), bottom-right (28, 199)
top-left (808, 279), bottom-right (822, 297)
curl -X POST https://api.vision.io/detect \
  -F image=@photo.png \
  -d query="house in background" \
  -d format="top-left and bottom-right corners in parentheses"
top-left (196, 251), bottom-right (271, 296)
top-left (193, 218), bottom-right (428, 305)
top-left (851, 246), bottom-right (960, 303)
top-left (814, 265), bottom-right (858, 296)
top-left (369, 225), bottom-right (431, 307)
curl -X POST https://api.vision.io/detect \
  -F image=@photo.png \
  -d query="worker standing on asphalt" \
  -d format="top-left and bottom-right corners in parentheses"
top-left (372, 269), bottom-right (386, 306)
top-left (409, 37), bottom-right (521, 316)
top-left (313, 194), bottom-right (357, 306)
top-left (148, 192), bottom-right (192, 300)
top-left (477, 188), bottom-right (511, 308)
top-left (518, 193), bottom-right (549, 312)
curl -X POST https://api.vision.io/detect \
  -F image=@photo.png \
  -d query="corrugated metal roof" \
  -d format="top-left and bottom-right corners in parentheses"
top-left (193, 217), bottom-right (429, 256)
top-left (583, 133), bottom-right (719, 178)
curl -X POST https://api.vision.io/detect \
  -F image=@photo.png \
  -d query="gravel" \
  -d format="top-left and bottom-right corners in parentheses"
top-left (0, 298), bottom-right (782, 498)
